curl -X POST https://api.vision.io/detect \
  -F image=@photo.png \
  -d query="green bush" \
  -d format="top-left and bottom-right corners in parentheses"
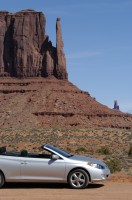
top-left (97, 146), bottom-right (111, 155)
top-left (107, 158), bottom-right (121, 173)
top-left (128, 145), bottom-right (132, 157)
top-left (75, 147), bottom-right (87, 153)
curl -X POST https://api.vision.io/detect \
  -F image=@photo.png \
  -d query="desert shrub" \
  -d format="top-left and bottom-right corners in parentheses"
top-left (75, 147), bottom-right (87, 153)
top-left (128, 145), bottom-right (132, 157)
top-left (107, 158), bottom-right (121, 173)
top-left (66, 147), bottom-right (72, 153)
top-left (97, 146), bottom-right (111, 155)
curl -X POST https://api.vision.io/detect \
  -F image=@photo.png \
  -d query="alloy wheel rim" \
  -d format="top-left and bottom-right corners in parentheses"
top-left (71, 172), bottom-right (85, 188)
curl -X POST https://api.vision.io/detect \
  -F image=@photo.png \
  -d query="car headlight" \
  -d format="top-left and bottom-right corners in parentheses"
top-left (87, 162), bottom-right (105, 169)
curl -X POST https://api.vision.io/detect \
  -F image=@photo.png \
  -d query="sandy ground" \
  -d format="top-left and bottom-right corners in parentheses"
top-left (0, 181), bottom-right (132, 200)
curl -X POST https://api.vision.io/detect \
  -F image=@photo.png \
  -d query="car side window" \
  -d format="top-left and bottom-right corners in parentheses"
top-left (25, 149), bottom-right (52, 159)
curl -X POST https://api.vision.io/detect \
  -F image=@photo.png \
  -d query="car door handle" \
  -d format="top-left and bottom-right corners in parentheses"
top-left (21, 162), bottom-right (27, 165)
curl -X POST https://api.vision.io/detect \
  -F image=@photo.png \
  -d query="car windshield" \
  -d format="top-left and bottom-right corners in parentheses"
top-left (44, 144), bottom-right (73, 158)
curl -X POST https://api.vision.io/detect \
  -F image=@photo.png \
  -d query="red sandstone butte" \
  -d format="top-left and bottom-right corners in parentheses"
top-left (0, 10), bottom-right (68, 79)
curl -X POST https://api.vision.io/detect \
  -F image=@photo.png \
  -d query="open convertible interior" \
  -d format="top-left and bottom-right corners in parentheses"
top-left (0, 146), bottom-right (52, 159)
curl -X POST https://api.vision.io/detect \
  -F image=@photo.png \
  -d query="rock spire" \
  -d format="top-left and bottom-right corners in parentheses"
top-left (113, 100), bottom-right (120, 111)
top-left (56, 17), bottom-right (68, 79)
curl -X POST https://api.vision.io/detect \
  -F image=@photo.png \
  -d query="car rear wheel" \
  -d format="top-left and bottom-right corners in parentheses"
top-left (68, 169), bottom-right (89, 189)
top-left (0, 172), bottom-right (5, 188)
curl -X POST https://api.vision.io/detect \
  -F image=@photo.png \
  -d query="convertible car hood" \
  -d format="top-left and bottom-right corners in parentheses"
top-left (69, 155), bottom-right (105, 166)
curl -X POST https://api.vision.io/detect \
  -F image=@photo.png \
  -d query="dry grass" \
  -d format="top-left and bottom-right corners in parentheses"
top-left (0, 127), bottom-right (132, 175)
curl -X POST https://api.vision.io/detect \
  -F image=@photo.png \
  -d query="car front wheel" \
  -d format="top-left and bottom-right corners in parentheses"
top-left (68, 169), bottom-right (89, 189)
top-left (0, 172), bottom-right (5, 188)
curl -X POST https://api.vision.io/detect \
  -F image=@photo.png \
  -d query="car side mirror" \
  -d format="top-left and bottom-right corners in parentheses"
top-left (51, 154), bottom-right (59, 160)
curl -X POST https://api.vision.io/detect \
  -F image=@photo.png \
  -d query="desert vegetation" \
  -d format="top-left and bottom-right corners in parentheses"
top-left (0, 127), bottom-right (131, 175)
top-left (128, 145), bottom-right (132, 157)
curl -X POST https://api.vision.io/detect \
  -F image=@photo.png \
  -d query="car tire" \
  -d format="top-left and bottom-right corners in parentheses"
top-left (68, 169), bottom-right (89, 189)
top-left (0, 172), bottom-right (5, 188)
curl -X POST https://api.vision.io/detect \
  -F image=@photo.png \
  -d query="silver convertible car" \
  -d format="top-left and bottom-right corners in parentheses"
top-left (0, 144), bottom-right (110, 189)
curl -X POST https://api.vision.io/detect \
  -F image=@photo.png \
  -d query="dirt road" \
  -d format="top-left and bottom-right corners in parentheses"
top-left (0, 182), bottom-right (131, 200)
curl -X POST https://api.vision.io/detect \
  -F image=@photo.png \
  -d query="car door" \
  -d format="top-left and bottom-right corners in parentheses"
top-left (0, 156), bottom-right (21, 181)
top-left (20, 156), bottom-right (66, 181)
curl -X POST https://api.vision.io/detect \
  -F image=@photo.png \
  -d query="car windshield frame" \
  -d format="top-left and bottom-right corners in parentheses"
top-left (43, 144), bottom-right (72, 158)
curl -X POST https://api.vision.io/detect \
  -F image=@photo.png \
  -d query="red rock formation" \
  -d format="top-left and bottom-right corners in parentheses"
top-left (0, 10), bottom-right (68, 80)
top-left (0, 78), bottom-right (132, 129)
top-left (0, 11), bottom-right (9, 75)
top-left (56, 18), bottom-right (68, 79)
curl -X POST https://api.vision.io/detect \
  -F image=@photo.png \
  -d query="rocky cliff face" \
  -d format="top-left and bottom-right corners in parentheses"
top-left (56, 18), bottom-right (67, 79)
top-left (0, 78), bottom-right (132, 130)
top-left (0, 10), bottom-right (68, 79)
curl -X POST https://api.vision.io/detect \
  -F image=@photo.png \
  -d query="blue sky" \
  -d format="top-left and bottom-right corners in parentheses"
top-left (0, 0), bottom-right (132, 113)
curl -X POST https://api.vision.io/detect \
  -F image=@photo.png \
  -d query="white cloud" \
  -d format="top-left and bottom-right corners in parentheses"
top-left (66, 51), bottom-right (101, 59)
top-left (45, 9), bottom-right (72, 16)
top-left (121, 102), bottom-right (132, 113)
